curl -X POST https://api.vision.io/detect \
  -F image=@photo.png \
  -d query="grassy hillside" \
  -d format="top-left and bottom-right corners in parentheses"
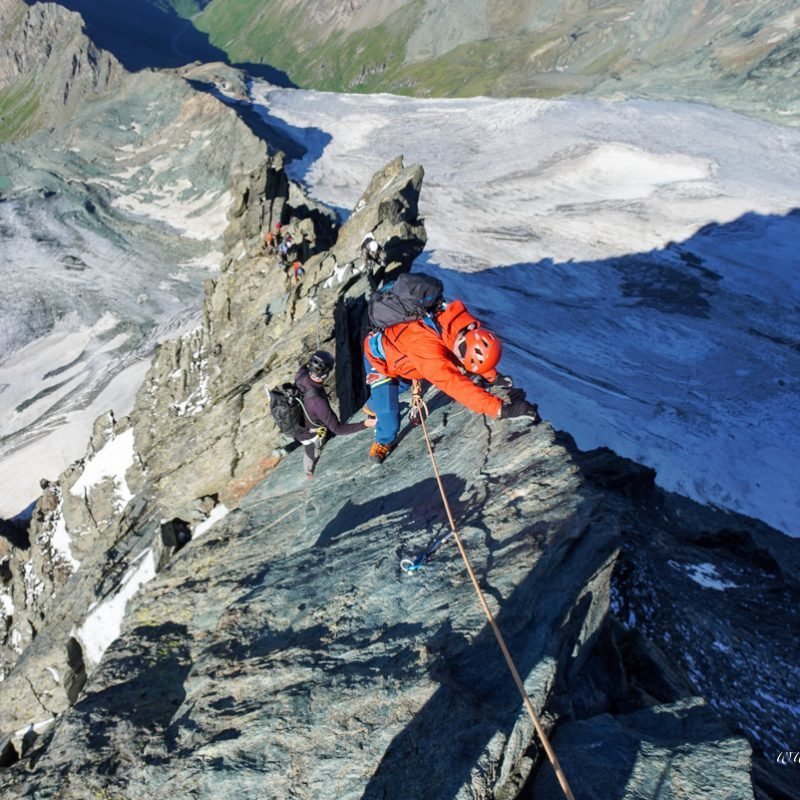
top-left (192, 0), bottom-right (799, 123)
top-left (0, 2), bottom-right (47, 142)
top-left (0, 79), bottom-right (41, 142)
top-left (195, 0), bottom-right (421, 92)
top-left (192, 0), bottom-right (655, 98)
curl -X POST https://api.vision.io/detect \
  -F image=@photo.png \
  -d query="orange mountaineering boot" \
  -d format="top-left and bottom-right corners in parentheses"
top-left (369, 440), bottom-right (394, 464)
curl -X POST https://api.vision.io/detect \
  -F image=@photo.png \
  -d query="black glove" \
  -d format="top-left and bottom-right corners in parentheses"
top-left (493, 373), bottom-right (514, 389)
top-left (500, 400), bottom-right (541, 424)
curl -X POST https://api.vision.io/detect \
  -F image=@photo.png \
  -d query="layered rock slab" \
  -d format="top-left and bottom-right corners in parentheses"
top-left (3, 398), bottom-right (618, 799)
top-left (532, 697), bottom-right (753, 800)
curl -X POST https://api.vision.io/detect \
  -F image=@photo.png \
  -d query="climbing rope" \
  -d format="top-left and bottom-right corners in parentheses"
top-left (409, 380), bottom-right (576, 800)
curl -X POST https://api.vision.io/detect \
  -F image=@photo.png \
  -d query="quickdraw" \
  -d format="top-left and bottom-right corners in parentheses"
top-left (400, 529), bottom-right (454, 574)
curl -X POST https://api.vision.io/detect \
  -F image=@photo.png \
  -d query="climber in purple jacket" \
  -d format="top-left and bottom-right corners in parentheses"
top-left (295, 351), bottom-right (375, 478)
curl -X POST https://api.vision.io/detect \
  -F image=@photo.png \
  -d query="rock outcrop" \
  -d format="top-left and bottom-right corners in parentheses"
top-left (130, 154), bottom-right (423, 516)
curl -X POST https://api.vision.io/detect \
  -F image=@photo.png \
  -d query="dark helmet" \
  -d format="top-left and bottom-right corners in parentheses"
top-left (307, 350), bottom-right (335, 379)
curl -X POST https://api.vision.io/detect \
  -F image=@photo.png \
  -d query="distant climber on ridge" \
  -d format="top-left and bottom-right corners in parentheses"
top-left (362, 272), bottom-right (541, 464)
top-left (263, 221), bottom-right (282, 254)
top-left (361, 233), bottom-right (387, 268)
top-left (361, 233), bottom-right (388, 290)
top-left (291, 260), bottom-right (305, 286)
top-left (293, 351), bottom-right (376, 478)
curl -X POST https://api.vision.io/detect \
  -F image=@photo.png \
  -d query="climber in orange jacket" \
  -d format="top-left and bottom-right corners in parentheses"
top-left (363, 296), bottom-right (541, 463)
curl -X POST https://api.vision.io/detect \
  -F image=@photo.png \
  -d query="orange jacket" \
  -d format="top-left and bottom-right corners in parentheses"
top-left (364, 300), bottom-right (503, 418)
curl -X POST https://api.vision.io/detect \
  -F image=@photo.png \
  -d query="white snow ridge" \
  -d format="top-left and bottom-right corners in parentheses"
top-left (70, 429), bottom-right (135, 513)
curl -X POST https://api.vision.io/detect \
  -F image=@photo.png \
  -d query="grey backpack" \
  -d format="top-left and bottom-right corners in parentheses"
top-left (367, 272), bottom-right (444, 330)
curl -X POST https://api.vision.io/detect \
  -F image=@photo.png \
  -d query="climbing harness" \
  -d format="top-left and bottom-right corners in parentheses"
top-left (408, 380), bottom-right (576, 800)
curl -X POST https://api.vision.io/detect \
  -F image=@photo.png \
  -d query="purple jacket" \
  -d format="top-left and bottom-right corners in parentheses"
top-left (294, 367), bottom-right (366, 438)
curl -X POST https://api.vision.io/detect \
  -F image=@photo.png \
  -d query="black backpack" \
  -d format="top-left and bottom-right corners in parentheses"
top-left (367, 272), bottom-right (444, 331)
top-left (268, 383), bottom-right (320, 438)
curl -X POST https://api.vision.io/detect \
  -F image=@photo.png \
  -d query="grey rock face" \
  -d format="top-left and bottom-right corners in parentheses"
top-left (611, 492), bottom-right (800, 761)
top-left (0, 388), bottom-right (624, 800)
top-left (555, 441), bottom-right (800, 799)
top-left (532, 697), bottom-right (753, 800)
top-left (0, 0), bottom-right (123, 139)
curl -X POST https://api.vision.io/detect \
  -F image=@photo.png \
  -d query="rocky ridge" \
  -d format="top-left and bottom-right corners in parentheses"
top-left (0, 56), bottom-right (292, 516)
top-left (0, 132), bottom-right (799, 798)
top-left (0, 149), bottom-right (427, 764)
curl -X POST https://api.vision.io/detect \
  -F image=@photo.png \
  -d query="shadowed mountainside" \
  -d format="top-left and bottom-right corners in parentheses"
top-left (22, 0), bottom-right (295, 85)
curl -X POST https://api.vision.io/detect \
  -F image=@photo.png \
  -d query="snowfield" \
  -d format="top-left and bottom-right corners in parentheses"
top-left (252, 85), bottom-right (800, 537)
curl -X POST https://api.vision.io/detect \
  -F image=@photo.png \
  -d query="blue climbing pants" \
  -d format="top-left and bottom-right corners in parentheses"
top-left (363, 355), bottom-right (411, 445)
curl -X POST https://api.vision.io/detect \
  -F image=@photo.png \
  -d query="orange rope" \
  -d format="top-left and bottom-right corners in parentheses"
top-left (410, 381), bottom-right (576, 800)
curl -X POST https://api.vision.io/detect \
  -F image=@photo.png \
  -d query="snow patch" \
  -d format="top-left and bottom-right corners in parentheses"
top-left (70, 428), bottom-right (135, 512)
top-left (0, 358), bottom-right (151, 520)
top-left (13, 717), bottom-right (55, 739)
top-left (111, 186), bottom-right (231, 241)
top-left (75, 547), bottom-right (157, 668)
top-left (534, 143), bottom-right (712, 207)
top-left (49, 499), bottom-right (80, 571)
top-left (22, 560), bottom-right (44, 606)
top-left (170, 340), bottom-right (210, 417)
top-left (0, 592), bottom-right (13, 617)
top-left (669, 560), bottom-right (738, 590)
top-left (193, 504), bottom-right (230, 540)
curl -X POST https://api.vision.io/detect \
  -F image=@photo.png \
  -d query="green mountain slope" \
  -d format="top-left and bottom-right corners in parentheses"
top-left (193, 0), bottom-right (800, 123)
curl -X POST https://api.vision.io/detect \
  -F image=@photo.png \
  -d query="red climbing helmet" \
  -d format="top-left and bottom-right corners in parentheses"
top-left (456, 327), bottom-right (502, 379)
